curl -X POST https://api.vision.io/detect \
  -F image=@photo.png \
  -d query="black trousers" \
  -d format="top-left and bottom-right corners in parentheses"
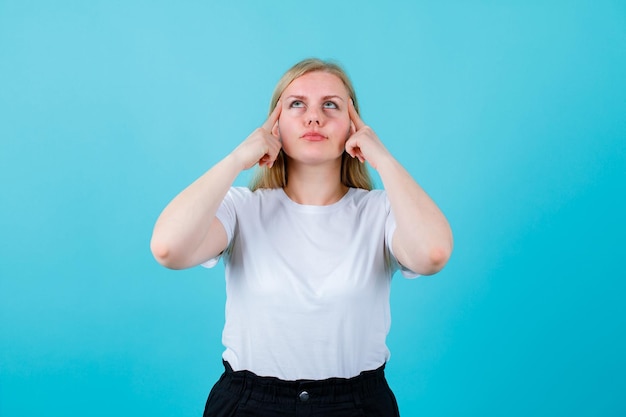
top-left (203, 361), bottom-right (400, 417)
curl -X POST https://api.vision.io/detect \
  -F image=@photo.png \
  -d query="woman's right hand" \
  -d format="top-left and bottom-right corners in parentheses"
top-left (151, 101), bottom-right (283, 269)
top-left (231, 101), bottom-right (282, 170)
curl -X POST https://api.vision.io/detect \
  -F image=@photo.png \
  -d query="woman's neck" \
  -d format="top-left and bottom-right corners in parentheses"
top-left (283, 161), bottom-right (348, 206)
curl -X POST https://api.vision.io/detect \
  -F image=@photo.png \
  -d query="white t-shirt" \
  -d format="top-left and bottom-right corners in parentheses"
top-left (203, 187), bottom-right (418, 380)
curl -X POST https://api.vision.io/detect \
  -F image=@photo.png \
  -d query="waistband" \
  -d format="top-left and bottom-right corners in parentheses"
top-left (218, 361), bottom-right (388, 406)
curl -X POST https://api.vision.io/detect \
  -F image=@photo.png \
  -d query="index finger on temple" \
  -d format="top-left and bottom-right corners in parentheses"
top-left (348, 99), bottom-right (365, 130)
top-left (263, 100), bottom-right (282, 130)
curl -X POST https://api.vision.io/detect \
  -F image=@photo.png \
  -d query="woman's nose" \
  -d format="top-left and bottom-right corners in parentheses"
top-left (306, 108), bottom-right (322, 125)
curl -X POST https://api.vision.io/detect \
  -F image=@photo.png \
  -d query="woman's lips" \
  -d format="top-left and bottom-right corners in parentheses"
top-left (301, 132), bottom-right (326, 141)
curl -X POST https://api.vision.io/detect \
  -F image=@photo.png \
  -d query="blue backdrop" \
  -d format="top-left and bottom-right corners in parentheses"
top-left (1, 1), bottom-right (625, 416)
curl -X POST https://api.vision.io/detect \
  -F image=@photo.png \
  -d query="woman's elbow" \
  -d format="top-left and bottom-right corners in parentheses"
top-left (422, 245), bottom-right (452, 275)
top-left (424, 230), bottom-right (454, 274)
top-left (150, 238), bottom-right (185, 270)
top-left (406, 243), bottom-right (452, 276)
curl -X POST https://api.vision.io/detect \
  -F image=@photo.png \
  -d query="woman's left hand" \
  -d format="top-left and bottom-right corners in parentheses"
top-left (345, 99), bottom-right (391, 170)
top-left (346, 100), bottom-right (452, 275)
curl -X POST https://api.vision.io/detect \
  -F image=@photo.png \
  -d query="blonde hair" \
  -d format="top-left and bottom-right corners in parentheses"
top-left (250, 58), bottom-right (373, 191)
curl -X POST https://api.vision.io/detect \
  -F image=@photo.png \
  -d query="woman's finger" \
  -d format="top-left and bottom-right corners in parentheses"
top-left (264, 134), bottom-right (283, 168)
top-left (262, 100), bottom-right (282, 131)
top-left (345, 138), bottom-right (365, 163)
top-left (348, 99), bottom-right (366, 131)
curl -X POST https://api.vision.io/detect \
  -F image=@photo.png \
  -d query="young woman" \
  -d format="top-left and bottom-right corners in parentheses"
top-left (151, 58), bottom-right (453, 416)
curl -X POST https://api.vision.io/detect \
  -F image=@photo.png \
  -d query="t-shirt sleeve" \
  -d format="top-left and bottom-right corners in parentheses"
top-left (200, 187), bottom-right (247, 269)
top-left (383, 194), bottom-right (420, 279)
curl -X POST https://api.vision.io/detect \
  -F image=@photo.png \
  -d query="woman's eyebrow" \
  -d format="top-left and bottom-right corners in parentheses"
top-left (284, 95), bottom-right (345, 102)
top-left (322, 95), bottom-right (344, 102)
top-left (285, 95), bottom-right (306, 101)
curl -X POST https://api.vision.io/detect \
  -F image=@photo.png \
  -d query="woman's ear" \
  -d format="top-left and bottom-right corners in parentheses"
top-left (272, 121), bottom-right (280, 137)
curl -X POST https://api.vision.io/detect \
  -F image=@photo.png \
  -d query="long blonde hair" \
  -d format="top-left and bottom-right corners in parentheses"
top-left (250, 58), bottom-right (373, 191)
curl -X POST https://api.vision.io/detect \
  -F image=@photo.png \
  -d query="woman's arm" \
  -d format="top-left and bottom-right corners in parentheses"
top-left (345, 101), bottom-right (453, 275)
top-left (377, 156), bottom-right (453, 275)
top-left (150, 103), bottom-right (283, 269)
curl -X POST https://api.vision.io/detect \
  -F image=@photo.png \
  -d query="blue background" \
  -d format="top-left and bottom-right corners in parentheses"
top-left (1, 1), bottom-right (625, 416)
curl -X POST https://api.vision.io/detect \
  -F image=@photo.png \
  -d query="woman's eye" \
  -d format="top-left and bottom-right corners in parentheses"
top-left (290, 100), bottom-right (304, 108)
top-left (323, 101), bottom-right (338, 109)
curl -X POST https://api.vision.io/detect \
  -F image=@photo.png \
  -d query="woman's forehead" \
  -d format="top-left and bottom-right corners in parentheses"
top-left (283, 71), bottom-right (349, 97)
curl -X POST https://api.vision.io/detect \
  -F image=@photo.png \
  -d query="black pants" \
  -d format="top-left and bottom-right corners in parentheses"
top-left (203, 361), bottom-right (400, 417)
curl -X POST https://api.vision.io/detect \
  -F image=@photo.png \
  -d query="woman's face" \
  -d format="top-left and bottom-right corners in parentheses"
top-left (276, 71), bottom-right (352, 166)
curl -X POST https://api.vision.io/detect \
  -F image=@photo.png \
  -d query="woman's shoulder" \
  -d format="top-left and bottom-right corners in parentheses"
top-left (342, 188), bottom-right (389, 215)
top-left (348, 187), bottom-right (387, 204)
top-left (226, 186), bottom-right (283, 203)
